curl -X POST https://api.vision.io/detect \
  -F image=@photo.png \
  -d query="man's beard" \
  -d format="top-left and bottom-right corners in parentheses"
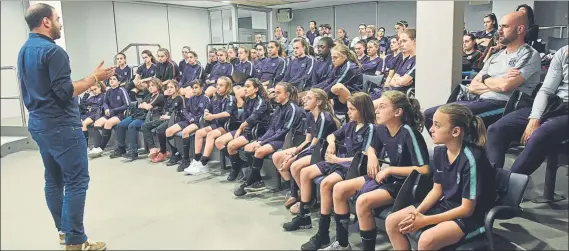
top-left (500, 33), bottom-right (517, 45)
top-left (51, 27), bottom-right (61, 40)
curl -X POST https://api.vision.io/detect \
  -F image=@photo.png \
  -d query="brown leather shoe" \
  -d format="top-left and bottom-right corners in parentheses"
top-left (284, 196), bottom-right (298, 209)
top-left (65, 239), bottom-right (107, 250)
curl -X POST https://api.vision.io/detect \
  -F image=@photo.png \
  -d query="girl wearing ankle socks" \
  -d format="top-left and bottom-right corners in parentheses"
top-left (81, 81), bottom-right (106, 145)
top-left (386, 103), bottom-right (495, 250)
top-left (329, 91), bottom-right (430, 251)
top-left (144, 80), bottom-right (184, 163)
top-left (285, 93), bottom-right (374, 251)
top-left (233, 82), bottom-right (304, 197)
top-left (165, 80), bottom-right (210, 171)
top-left (214, 78), bottom-right (270, 182)
top-left (185, 76), bottom-right (238, 175)
top-left (273, 88), bottom-right (339, 212)
top-left (88, 74), bottom-right (130, 158)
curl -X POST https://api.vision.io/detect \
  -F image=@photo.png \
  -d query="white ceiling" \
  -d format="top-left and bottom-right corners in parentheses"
top-left (142, 0), bottom-right (379, 9)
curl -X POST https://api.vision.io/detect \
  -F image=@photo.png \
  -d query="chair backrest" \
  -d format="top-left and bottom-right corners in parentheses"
top-left (309, 139), bottom-right (327, 165)
top-left (392, 170), bottom-right (421, 212)
top-left (283, 131), bottom-right (294, 149)
top-left (495, 168), bottom-right (529, 208)
top-left (345, 151), bottom-right (367, 180)
top-left (362, 74), bottom-right (384, 93)
top-left (502, 90), bottom-right (521, 116)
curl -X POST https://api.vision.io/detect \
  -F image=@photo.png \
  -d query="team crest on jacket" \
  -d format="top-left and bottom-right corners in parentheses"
top-left (116, 96), bottom-right (120, 100)
top-left (356, 135), bottom-right (363, 143)
top-left (456, 173), bottom-right (460, 184)
top-left (508, 58), bottom-right (516, 67)
top-left (272, 63), bottom-right (276, 67)
top-left (301, 63), bottom-right (306, 67)
top-left (397, 144), bottom-right (402, 154)
top-left (467, 56), bottom-right (472, 60)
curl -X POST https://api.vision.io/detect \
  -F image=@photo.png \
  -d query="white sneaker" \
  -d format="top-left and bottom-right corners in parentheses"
top-left (319, 241), bottom-right (351, 251)
top-left (190, 162), bottom-right (209, 175)
top-left (184, 160), bottom-right (199, 174)
top-left (88, 147), bottom-right (103, 158)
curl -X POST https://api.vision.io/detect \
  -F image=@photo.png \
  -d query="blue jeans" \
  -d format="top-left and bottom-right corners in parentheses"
top-left (29, 125), bottom-right (90, 245)
top-left (116, 116), bottom-right (145, 152)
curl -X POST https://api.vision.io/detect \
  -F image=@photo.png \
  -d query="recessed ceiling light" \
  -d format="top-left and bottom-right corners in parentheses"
top-left (221, 0), bottom-right (231, 3)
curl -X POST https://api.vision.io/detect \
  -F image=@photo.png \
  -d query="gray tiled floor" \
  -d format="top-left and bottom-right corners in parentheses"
top-left (1, 150), bottom-right (567, 250)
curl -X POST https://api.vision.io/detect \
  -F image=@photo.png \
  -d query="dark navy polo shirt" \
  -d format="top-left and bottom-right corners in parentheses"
top-left (371, 124), bottom-right (429, 180)
top-left (305, 111), bottom-right (338, 140)
top-left (115, 65), bottom-right (132, 83)
top-left (433, 144), bottom-right (496, 217)
top-left (136, 63), bottom-right (156, 79)
top-left (333, 121), bottom-right (374, 158)
top-left (18, 33), bottom-right (81, 131)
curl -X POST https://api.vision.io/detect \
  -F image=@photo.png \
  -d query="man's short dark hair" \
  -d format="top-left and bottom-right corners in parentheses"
top-left (25, 3), bottom-right (54, 30)
top-left (310, 20), bottom-right (317, 25)
top-left (323, 24), bottom-right (332, 30)
top-left (359, 23), bottom-right (367, 28)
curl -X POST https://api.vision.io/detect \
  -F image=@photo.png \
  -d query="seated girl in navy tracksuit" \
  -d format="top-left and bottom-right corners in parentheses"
top-left (114, 53), bottom-right (132, 86)
top-left (234, 82), bottom-right (304, 196)
top-left (165, 80), bottom-right (210, 171)
top-left (282, 38), bottom-right (315, 93)
top-left (254, 43), bottom-right (267, 75)
top-left (143, 80), bottom-right (184, 163)
top-left (233, 47), bottom-right (255, 108)
top-left (361, 40), bottom-right (384, 76)
top-left (313, 44), bottom-right (363, 112)
top-left (206, 49), bottom-right (234, 98)
top-left (383, 36), bottom-right (403, 78)
top-left (110, 78), bottom-right (165, 161)
top-left (88, 74), bottom-right (131, 158)
top-left (386, 103), bottom-right (496, 250)
top-left (311, 91), bottom-right (430, 250)
top-left (273, 88), bottom-right (340, 213)
top-left (131, 50), bottom-right (157, 91)
top-left (355, 40), bottom-right (370, 65)
top-left (214, 78), bottom-right (271, 181)
top-left (257, 41), bottom-right (287, 91)
top-left (383, 29), bottom-right (416, 96)
top-left (80, 82), bottom-right (106, 142)
top-left (180, 51), bottom-right (203, 92)
top-left (184, 76), bottom-right (238, 175)
top-left (284, 93), bottom-right (375, 249)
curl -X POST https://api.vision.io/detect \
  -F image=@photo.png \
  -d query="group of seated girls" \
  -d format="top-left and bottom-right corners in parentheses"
top-left (261, 90), bottom-right (495, 251)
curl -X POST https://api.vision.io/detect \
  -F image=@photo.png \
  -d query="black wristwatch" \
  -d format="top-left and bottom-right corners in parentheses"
top-left (481, 74), bottom-right (491, 84)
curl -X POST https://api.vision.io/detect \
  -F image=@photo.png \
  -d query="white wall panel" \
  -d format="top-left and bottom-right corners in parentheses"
top-left (335, 2), bottom-right (377, 40)
top-left (114, 2), bottom-right (170, 67)
top-left (1, 1), bottom-right (29, 119)
top-left (61, 1), bottom-right (117, 81)
top-left (378, 1), bottom-right (417, 37)
top-left (168, 6), bottom-right (210, 66)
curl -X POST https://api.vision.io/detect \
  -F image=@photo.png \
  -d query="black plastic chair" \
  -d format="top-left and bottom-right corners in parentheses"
top-left (405, 168), bottom-right (530, 251)
top-left (362, 74), bottom-right (384, 94)
top-left (532, 140), bottom-right (568, 203)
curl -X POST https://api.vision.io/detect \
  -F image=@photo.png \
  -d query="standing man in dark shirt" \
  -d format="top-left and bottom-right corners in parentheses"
top-left (17, 3), bottom-right (113, 250)
top-left (306, 20), bottom-right (319, 45)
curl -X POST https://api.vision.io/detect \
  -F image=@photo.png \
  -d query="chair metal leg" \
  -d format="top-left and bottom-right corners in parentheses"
top-left (532, 153), bottom-right (566, 203)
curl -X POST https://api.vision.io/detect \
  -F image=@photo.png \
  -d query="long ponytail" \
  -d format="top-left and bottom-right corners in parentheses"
top-left (438, 103), bottom-right (487, 147)
top-left (246, 78), bottom-right (268, 101)
top-left (310, 88), bottom-right (341, 129)
top-left (382, 90), bottom-right (424, 132)
top-left (276, 82), bottom-right (299, 105)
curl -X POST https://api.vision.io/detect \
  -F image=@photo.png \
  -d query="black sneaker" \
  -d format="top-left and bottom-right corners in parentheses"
top-left (227, 169), bottom-right (241, 181)
top-left (109, 148), bottom-right (126, 159)
top-left (177, 159), bottom-right (191, 172)
top-left (124, 151), bottom-right (138, 161)
top-left (238, 171), bottom-right (246, 182)
top-left (301, 233), bottom-right (331, 251)
top-left (234, 183), bottom-right (247, 197)
top-left (283, 215), bottom-right (312, 231)
top-left (245, 180), bottom-right (266, 192)
top-left (166, 154), bottom-right (181, 166)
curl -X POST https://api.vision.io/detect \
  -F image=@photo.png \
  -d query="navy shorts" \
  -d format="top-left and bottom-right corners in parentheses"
top-left (81, 114), bottom-right (99, 121)
top-left (177, 121), bottom-right (198, 129)
top-left (315, 161), bottom-right (351, 179)
top-left (296, 146), bottom-right (314, 160)
top-left (353, 176), bottom-right (403, 201)
top-left (417, 200), bottom-right (484, 238)
top-left (105, 113), bottom-right (125, 121)
top-left (230, 129), bottom-right (253, 141)
top-left (265, 140), bottom-right (284, 151)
